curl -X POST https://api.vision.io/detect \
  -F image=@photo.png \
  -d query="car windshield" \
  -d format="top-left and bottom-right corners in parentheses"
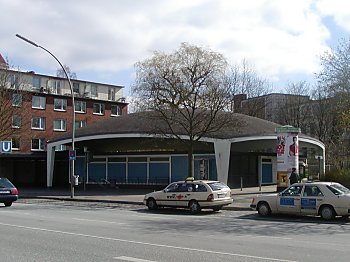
top-left (0, 178), bottom-right (15, 188)
top-left (327, 183), bottom-right (350, 195)
top-left (208, 182), bottom-right (229, 191)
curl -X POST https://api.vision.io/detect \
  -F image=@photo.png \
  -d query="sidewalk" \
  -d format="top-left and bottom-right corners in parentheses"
top-left (18, 185), bottom-right (277, 211)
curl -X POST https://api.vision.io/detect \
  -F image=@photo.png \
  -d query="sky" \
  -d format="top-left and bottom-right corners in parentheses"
top-left (1, 0), bottom-right (350, 99)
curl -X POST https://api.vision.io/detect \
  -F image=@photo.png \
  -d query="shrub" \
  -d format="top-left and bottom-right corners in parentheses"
top-left (323, 169), bottom-right (350, 188)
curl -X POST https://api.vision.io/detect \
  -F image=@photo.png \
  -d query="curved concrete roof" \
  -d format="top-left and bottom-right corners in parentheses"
top-left (50, 110), bottom-right (281, 143)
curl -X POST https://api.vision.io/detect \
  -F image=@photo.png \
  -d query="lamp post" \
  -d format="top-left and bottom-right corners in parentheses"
top-left (16, 34), bottom-right (76, 198)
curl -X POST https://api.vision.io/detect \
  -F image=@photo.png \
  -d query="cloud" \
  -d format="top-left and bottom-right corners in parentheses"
top-left (0, 0), bottom-right (340, 89)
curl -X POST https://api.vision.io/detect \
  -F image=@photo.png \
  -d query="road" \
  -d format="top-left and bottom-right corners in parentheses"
top-left (0, 199), bottom-right (349, 262)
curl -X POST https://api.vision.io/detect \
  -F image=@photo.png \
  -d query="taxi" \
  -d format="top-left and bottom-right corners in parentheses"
top-left (143, 178), bottom-right (233, 214)
top-left (250, 181), bottom-right (350, 220)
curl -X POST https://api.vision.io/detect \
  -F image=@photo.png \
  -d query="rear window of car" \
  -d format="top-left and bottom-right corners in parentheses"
top-left (0, 178), bottom-right (15, 188)
top-left (327, 184), bottom-right (350, 195)
top-left (207, 182), bottom-right (230, 191)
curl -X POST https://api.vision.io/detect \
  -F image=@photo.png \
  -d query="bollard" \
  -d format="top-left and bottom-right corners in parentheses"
top-left (240, 176), bottom-right (243, 191)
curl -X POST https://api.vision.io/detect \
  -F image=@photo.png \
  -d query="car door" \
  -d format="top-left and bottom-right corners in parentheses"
top-left (158, 182), bottom-right (180, 206)
top-left (300, 185), bottom-right (324, 216)
top-left (175, 183), bottom-right (195, 207)
top-left (277, 185), bottom-right (303, 214)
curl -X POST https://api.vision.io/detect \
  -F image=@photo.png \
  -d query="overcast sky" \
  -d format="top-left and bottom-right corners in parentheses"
top-left (1, 0), bottom-right (349, 98)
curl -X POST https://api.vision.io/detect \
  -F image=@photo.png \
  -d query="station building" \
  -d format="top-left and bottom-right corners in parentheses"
top-left (47, 111), bottom-right (325, 188)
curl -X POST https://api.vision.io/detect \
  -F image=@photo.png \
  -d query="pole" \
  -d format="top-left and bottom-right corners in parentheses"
top-left (16, 34), bottom-right (76, 198)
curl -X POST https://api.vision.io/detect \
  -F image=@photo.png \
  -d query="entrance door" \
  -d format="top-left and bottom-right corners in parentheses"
top-left (262, 162), bottom-right (273, 184)
top-left (194, 159), bottom-right (209, 180)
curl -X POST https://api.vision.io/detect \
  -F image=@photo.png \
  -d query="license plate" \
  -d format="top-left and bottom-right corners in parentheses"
top-left (218, 193), bottom-right (226, 198)
top-left (0, 190), bottom-right (10, 194)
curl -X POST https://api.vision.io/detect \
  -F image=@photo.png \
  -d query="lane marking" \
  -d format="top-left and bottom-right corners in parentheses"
top-left (72, 218), bottom-right (126, 225)
top-left (113, 256), bottom-right (156, 262)
top-left (0, 222), bottom-right (297, 262)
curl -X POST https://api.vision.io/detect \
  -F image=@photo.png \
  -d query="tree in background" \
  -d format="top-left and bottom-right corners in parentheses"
top-left (225, 59), bottom-right (272, 115)
top-left (0, 59), bottom-right (31, 144)
top-left (132, 43), bottom-right (236, 177)
top-left (56, 65), bottom-right (77, 80)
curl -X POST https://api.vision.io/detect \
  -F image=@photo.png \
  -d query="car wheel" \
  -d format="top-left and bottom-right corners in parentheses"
top-left (146, 198), bottom-right (158, 211)
top-left (189, 200), bottom-right (201, 214)
top-left (257, 202), bottom-right (271, 216)
top-left (4, 202), bottom-right (12, 207)
top-left (320, 205), bottom-right (335, 220)
top-left (212, 206), bottom-right (222, 212)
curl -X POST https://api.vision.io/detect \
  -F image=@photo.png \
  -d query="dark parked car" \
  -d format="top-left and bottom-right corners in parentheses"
top-left (0, 178), bottom-right (18, 207)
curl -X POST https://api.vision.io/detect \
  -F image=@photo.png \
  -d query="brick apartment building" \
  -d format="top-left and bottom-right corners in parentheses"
top-left (0, 54), bottom-right (128, 186)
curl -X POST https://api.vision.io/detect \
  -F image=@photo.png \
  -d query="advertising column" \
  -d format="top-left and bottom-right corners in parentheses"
top-left (276, 126), bottom-right (301, 192)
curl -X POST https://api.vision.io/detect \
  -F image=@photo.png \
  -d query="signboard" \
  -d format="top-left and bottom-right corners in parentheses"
top-left (69, 150), bottom-right (76, 160)
top-left (1, 141), bottom-right (12, 153)
top-left (276, 126), bottom-right (300, 190)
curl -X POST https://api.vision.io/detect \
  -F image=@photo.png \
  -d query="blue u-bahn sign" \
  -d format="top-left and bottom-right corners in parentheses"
top-left (1, 141), bottom-right (12, 153)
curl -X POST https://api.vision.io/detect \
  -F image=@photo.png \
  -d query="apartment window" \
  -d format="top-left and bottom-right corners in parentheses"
top-left (52, 80), bottom-right (61, 94)
top-left (91, 85), bottom-right (98, 97)
top-left (12, 115), bottom-right (21, 128)
top-left (32, 116), bottom-right (46, 130)
top-left (74, 101), bottom-right (86, 113)
top-left (31, 138), bottom-right (45, 151)
top-left (108, 87), bottom-right (116, 101)
top-left (111, 105), bottom-right (122, 116)
top-left (32, 96), bottom-right (46, 109)
top-left (75, 120), bottom-right (87, 129)
top-left (12, 94), bottom-right (22, 107)
top-left (12, 138), bottom-right (20, 150)
top-left (73, 82), bottom-right (80, 93)
top-left (54, 98), bottom-right (67, 111)
top-left (9, 74), bottom-right (19, 88)
top-left (54, 119), bottom-right (66, 131)
top-left (55, 145), bottom-right (67, 151)
top-left (93, 103), bottom-right (105, 115)
top-left (32, 76), bottom-right (41, 90)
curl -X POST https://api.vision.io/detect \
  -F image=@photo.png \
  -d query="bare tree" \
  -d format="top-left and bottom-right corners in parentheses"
top-left (56, 65), bottom-right (77, 80)
top-left (275, 81), bottom-right (311, 129)
top-left (0, 61), bottom-right (31, 143)
top-left (226, 59), bottom-right (272, 115)
top-left (132, 43), bottom-right (235, 177)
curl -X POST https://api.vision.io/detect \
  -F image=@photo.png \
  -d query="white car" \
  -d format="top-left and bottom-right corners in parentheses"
top-left (250, 181), bottom-right (350, 220)
top-left (143, 179), bottom-right (233, 214)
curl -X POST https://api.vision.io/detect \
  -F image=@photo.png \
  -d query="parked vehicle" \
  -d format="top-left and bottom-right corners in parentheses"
top-left (250, 181), bottom-right (350, 220)
top-left (0, 177), bottom-right (18, 207)
top-left (144, 179), bottom-right (233, 214)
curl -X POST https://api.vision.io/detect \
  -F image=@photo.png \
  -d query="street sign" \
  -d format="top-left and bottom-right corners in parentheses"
top-left (1, 141), bottom-right (12, 153)
top-left (69, 150), bottom-right (76, 160)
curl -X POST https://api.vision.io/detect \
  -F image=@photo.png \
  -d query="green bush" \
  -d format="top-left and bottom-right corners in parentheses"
top-left (323, 169), bottom-right (350, 188)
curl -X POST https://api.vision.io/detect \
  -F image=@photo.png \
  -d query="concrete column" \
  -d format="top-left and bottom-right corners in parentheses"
top-left (214, 140), bottom-right (231, 184)
top-left (46, 145), bottom-right (56, 187)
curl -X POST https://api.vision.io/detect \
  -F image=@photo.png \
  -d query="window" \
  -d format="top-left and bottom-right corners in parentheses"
top-left (54, 98), bottom-right (67, 111)
top-left (74, 101), bottom-right (86, 113)
top-left (281, 185), bottom-right (303, 196)
top-left (32, 117), bottom-right (46, 130)
top-left (52, 80), bottom-right (61, 94)
top-left (32, 96), bottom-right (46, 109)
top-left (111, 105), bottom-right (122, 116)
top-left (12, 115), bottom-right (21, 128)
top-left (32, 77), bottom-right (41, 90)
top-left (54, 119), bottom-right (66, 131)
top-left (91, 85), bottom-right (98, 97)
top-left (12, 138), bottom-right (20, 150)
top-left (93, 103), bottom-right (105, 115)
top-left (55, 145), bottom-right (67, 151)
top-left (73, 82), bottom-right (80, 93)
top-left (12, 94), bottom-right (22, 107)
top-left (303, 186), bottom-right (323, 197)
top-left (9, 74), bottom-right (19, 88)
top-left (108, 87), bottom-right (116, 101)
top-left (75, 120), bottom-right (87, 129)
top-left (31, 138), bottom-right (45, 151)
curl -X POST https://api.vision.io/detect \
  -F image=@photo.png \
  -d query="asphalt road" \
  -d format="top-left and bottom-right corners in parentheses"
top-left (0, 199), bottom-right (349, 262)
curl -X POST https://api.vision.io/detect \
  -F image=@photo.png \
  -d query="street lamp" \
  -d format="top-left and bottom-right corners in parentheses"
top-left (16, 34), bottom-right (76, 198)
